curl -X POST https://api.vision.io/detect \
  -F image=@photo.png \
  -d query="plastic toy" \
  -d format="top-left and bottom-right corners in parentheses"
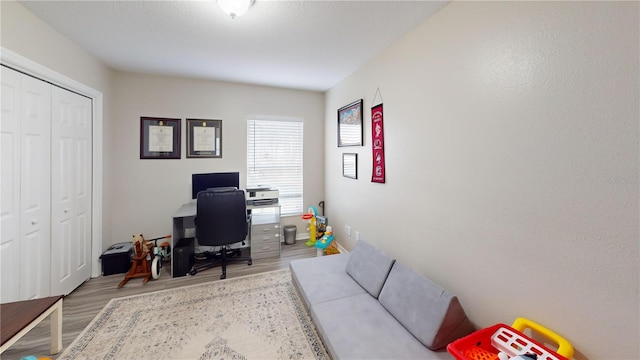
top-left (447, 317), bottom-right (573, 360)
top-left (315, 225), bottom-right (336, 256)
top-left (302, 206), bottom-right (318, 246)
top-left (147, 234), bottom-right (171, 280)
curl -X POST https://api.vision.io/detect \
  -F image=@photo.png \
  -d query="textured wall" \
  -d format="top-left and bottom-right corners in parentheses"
top-left (325, 2), bottom-right (639, 359)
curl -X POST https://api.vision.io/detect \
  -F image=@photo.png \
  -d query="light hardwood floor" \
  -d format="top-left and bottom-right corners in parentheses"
top-left (3, 241), bottom-right (316, 359)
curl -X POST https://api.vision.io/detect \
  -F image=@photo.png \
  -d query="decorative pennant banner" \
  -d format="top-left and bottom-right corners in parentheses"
top-left (371, 103), bottom-right (385, 183)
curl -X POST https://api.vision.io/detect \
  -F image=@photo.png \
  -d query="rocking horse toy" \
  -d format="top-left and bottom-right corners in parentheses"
top-left (118, 234), bottom-right (171, 288)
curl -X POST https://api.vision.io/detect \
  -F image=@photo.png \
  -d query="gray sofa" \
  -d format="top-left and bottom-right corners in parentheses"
top-left (290, 240), bottom-right (475, 359)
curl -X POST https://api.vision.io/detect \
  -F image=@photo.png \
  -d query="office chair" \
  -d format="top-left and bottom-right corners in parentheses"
top-left (190, 187), bottom-right (252, 279)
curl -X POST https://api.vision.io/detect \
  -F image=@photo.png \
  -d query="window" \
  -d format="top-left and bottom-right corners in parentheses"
top-left (247, 118), bottom-right (303, 216)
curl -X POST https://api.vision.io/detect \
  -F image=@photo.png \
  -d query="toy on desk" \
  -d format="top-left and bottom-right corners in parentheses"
top-left (302, 206), bottom-right (318, 246)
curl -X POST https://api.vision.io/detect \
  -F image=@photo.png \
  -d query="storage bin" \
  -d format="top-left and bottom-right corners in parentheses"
top-left (100, 242), bottom-right (133, 276)
top-left (447, 323), bottom-right (570, 360)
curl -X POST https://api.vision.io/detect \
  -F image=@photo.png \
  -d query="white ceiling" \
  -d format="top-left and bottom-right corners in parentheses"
top-left (19, 0), bottom-right (449, 92)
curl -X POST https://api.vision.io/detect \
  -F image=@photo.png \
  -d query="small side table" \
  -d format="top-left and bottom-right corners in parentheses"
top-left (0, 295), bottom-right (63, 355)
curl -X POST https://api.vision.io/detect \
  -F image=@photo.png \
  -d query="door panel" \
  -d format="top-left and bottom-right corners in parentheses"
top-left (19, 74), bottom-right (51, 300)
top-left (1, 67), bottom-right (21, 302)
top-left (51, 86), bottom-right (92, 296)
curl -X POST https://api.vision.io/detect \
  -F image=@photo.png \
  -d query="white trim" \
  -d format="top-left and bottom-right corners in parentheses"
top-left (1, 47), bottom-right (104, 279)
top-left (247, 114), bottom-right (304, 123)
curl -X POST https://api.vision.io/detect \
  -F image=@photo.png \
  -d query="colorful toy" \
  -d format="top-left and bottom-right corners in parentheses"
top-left (447, 317), bottom-right (573, 360)
top-left (148, 234), bottom-right (171, 280)
top-left (117, 233), bottom-right (169, 287)
top-left (302, 206), bottom-right (318, 247)
top-left (315, 225), bottom-right (336, 256)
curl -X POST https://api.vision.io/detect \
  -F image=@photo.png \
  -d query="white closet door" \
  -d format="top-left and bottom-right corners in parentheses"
top-left (50, 86), bottom-right (92, 296)
top-left (1, 67), bottom-right (23, 303)
top-left (0, 67), bottom-right (52, 302)
top-left (19, 72), bottom-right (52, 300)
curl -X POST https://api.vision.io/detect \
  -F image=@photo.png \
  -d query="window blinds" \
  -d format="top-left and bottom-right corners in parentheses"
top-left (247, 118), bottom-right (304, 216)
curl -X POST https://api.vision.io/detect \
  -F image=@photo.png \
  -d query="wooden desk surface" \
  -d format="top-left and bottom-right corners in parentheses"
top-left (1, 296), bottom-right (63, 346)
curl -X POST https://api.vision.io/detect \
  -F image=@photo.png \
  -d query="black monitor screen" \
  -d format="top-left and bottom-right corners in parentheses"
top-left (191, 172), bottom-right (240, 199)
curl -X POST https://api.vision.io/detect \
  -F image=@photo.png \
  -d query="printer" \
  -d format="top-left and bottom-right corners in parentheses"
top-left (246, 187), bottom-right (279, 206)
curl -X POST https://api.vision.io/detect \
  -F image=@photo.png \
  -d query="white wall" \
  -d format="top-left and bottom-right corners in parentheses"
top-left (111, 72), bottom-right (324, 245)
top-left (325, 2), bottom-right (639, 359)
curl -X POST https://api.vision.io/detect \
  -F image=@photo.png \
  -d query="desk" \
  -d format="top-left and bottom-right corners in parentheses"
top-left (171, 202), bottom-right (281, 277)
top-left (0, 295), bottom-right (63, 355)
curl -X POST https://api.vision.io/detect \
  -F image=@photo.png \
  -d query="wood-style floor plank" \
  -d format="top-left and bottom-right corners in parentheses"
top-left (2, 241), bottom-right (316, 359)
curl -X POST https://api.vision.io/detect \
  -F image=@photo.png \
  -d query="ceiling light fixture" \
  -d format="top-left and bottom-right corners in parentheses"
top-left (217, 0), bottom-right (254, 19)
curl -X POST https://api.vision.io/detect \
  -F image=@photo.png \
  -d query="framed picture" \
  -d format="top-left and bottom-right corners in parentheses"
top-left (342, 153), bottom-right (358, 179)
top-left (337, 99), bottom-right (363, 147)
top-left (140, 117), bottom-right (181, 159)
top-left (186, 119), bottom-right (222, 158)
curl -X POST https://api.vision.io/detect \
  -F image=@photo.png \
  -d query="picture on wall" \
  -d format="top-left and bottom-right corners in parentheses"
top-left (186, 119), bottom-right (222, 158)
top-left (140, 117), bottom-right (181, 159)
top-left (342, 153), bottom-right (358, 179)
top-left (337, 99), bottom-right (363, 147)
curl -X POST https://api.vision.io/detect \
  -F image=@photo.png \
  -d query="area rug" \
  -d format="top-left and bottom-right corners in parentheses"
top-left (59, 269), bottom-right (328, 360)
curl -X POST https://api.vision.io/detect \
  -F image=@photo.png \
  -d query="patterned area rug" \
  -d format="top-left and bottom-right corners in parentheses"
top-left (59, 269), bottom-right (328, 359)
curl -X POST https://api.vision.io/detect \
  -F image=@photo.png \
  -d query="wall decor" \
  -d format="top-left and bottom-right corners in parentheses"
top-left (371, 104), bottom-right (385, 183)
top-left (337, 99), bottom-right (363, 147)
top-left (342, 153), bottom-right (358, 179)
top-left (140, 117), bottom-right (181, 159)
top-left (186, 119), bottom-right (222, 158)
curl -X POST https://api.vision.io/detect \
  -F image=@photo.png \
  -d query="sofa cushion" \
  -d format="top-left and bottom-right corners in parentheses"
top-left (378, 262), bottom-right (474, 350)
top-left (310, 293), bottom-right (449, 360)
top-left (345, 240), bottom-right (395, 298)
top-left (290, 253), bottom-right (366, 307)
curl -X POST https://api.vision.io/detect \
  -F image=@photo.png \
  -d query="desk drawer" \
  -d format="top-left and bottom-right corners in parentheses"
top-left (251, 221), bottom-right (281, 260)
top-left (251, 223), bottom-right (280, 236)
top-left (251, 232), bottom-right (280, 243)
top-left (252, 248), bottom-right (280, 260)
top-left (252, 236), bottom-right (279, 247)
top-left (252, 240), bottom-right (280, 252)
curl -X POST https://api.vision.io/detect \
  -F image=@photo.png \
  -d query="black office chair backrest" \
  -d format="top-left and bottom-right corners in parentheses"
top-left (195, 187), bottom-right (247, 246)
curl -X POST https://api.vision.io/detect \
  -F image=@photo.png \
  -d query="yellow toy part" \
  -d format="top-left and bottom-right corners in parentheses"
top-left (511, 317), bottom-right (574, 360)
top-left (302, 206), bottom-right (318, 247)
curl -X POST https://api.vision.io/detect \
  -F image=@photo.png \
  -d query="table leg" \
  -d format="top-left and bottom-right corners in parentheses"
top-left (49, 299), bottom-right (63, 354)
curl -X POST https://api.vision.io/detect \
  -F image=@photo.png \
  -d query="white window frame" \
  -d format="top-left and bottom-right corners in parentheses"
top-left (247, 117), bottom-right (303, 216)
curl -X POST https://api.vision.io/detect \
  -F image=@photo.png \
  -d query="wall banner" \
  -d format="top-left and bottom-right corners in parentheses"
top-left (371, 103), bottom-right (385, 183)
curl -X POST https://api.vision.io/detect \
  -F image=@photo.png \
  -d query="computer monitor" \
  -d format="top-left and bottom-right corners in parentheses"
top-left (191, 172), bottom-right (240, 199)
